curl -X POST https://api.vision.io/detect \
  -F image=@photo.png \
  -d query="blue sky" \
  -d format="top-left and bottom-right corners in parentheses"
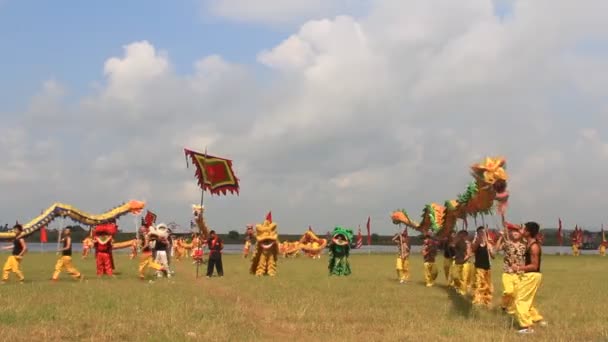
top-left (1, 0), bottom-right (607, 233)
top-left (0, 0), bottom-right (287, 112)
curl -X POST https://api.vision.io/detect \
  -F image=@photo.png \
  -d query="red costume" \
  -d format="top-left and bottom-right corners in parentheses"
top-left (93, 223), bottom-right (117, 276)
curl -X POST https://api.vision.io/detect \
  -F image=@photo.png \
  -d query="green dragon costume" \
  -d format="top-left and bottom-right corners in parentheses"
top-left (328, 227), bottom-right (354, 276)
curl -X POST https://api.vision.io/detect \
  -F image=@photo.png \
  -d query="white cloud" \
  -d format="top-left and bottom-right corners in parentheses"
top-left (2, 0), bottom-right (608, 231)
top-left (203, 0), bottom-right (371, 25)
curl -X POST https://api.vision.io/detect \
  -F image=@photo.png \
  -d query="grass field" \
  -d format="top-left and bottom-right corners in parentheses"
top-left (1, 252), bottom-right (606, 342)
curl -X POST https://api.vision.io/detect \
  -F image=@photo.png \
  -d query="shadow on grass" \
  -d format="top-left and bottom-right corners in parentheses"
top-left (446, 288), bottom-right (474, 318)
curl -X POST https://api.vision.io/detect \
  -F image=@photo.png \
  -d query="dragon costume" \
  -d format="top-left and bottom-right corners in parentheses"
top-left (391, 157), bottom-right (508, 237)
top-left (0, 201), bottom-right (145, 240)
top-left (250, 218), bottom-right (279, 276)
top-left (328, 227), bottom-right (354, 276)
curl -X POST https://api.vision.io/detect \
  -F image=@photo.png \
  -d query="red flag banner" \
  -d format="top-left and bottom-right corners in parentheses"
top-left (266, 211), bottom-right (272, 222)
top-left (40, 226), bottom-right (48, 243)
top-left (557, 218), bottom-right (563, 246)
top-left (356, 229), bottom-right (363, 249)
top-left (144, 210), bottom-right (157, 227)
top-left (366, 216), bottom-right (371, 245)
top-left (184, 148), bottom-right (240, 196)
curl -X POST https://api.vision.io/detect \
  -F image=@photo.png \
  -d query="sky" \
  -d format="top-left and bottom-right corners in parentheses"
top-left (1, 0), bottom-right (608, 234)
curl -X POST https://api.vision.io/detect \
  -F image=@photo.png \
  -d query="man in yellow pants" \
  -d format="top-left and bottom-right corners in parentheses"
top-left (513, 221), bottom-right (547, 334)
top-left (392, 229), bottom-right (410, 284)
top-left (495, 222), bottom-right (526, 313)
top-left (2, 224), bottom-right (27, 284)
top-left (422, 233), bottom-right (438, 287)
top-left (471, 227), bottom-right (495, 307)
top-left (138, 237), bottom-right (166, 280)
top-left (442, 234), bottom-right (456, 287)
top-left (52, 228), bottom-right (82, 281)
top-left (452, 230), bottom-right (472, 295)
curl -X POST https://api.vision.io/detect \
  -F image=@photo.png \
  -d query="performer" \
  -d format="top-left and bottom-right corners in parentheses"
top-left (421, 233), bottom-right (438, 287)
top-left (442, 233), bottom-right (456, 287)
top-left (129, 239), bottom-right (138, 260)
top-left (452, 230), bottom-right (472, 295)
top-left (2, 224), bottom-right (26, 284)
top-left (599, 241), bottom-right (607, 256)
top-left (243, 224), bottom-right (254, 258)
top-left (494, 223), bottom-right (526, 313)
top-left (93, 224), bottom-right (115, 277)
top-left (138, 236), bottom-right (165, 280)
top-left (513, 222), bottom-right (547, 334)
top-left (392, 228), bottom-right (410, 283)
top-left (206, 230), bottom-right (224, 277)
top-left (51, 228), bottom-right (82, 281)
top-left (82, 236), bottom-right (93, 259)
top-left (328, 227), bottom-right (353, 276)
top-left (471, 226), bottom-right (495, 307)
top-left (154, 225), bottom-right (171, 278)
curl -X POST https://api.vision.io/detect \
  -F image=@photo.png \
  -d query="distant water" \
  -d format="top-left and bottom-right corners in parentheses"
top-left (1, 243), bottom-right (601, 256)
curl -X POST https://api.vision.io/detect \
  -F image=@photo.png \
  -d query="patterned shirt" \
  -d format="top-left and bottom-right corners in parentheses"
top-left (502, 240), bottom-right (526, 273)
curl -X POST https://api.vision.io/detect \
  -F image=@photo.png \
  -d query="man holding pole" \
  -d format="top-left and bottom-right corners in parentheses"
top-left (51, 228), bottom-right (82, 281)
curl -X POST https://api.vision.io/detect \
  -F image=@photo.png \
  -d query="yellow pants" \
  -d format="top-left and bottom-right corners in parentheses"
top-left (443, 257), bottom-right (454, 284)
top-left (52, 256), bottom-right (81, 280)
top-left (2, 256), bottom-right (24, 281)
top-left (514, 273), bottom-right (544, 328)
top-left (138, 255), bottom-right (163, 278)
top-left (472, 268), bottom-right (493, 306)
top-left (572, 245), bottom-right (579, 256)
top-left (600, 246), bottom-right (606, 256)
top-left (451, 264), bottom-right (466, 295)
top-left (501, 273), bottom-right (519, 314)
top-left (396, 257), bottom-right (409, 281)
top-left (465, 262), bottom-right (476, 290)
top-left (423, 262), bottom-right (438, 286)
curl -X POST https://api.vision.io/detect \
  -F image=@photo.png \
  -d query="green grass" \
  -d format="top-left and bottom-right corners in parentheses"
top-left (1, 253), bottom-right (607, 341)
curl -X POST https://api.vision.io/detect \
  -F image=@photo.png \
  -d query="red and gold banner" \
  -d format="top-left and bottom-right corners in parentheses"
top-left (184, 148), bottom-right (240, 196)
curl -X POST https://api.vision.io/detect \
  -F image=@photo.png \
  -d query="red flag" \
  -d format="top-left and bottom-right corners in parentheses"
top-left (356, 228), bottom-right (363, 249)
top-left (184, 148), bottom-right (240, 196)
top-left (366, 216), bottom-right (371, 245)
top-left (144, 210), bottom-right (157, 227)
top-left (40, 226), bottom-right (48, 243)
top-left (557, 218), bottom-right (563, 246)
top-left (266, 211), bottom-right (272, 222)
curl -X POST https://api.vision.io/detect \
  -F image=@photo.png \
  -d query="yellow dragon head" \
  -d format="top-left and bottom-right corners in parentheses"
top-left (471, 157), bottom-right (508, 194)
top-left (127, 200), bottom-right (146, 214)
top-left (256, 220), bottom-right (278, 250)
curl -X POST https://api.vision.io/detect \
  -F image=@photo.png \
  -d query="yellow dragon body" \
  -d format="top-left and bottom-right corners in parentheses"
top-left (0, 201), bottom-right (145, 240)
top-left (391, 157), bottom-right (508, 236)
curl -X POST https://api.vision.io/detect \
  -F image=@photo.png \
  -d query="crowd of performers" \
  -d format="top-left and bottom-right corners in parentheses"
top-left (0, 212), bottom-right (604, 334)
top-left (393, 221), bottom-right (546, 334)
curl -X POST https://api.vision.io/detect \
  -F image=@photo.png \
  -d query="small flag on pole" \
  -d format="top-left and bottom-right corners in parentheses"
top-left (557, 218), bottom-right (563, 246)
top-left (356, 228), bottom-right (363, 249)
top-left (366, 216), bottom-right (371, 245)
top-left (266, 211), bottom-right (272, 222)
top-left (40, 225), bottom-right (48, 243)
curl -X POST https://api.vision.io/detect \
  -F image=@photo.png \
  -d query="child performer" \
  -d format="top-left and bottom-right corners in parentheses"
top-left (392, 228), bottom-right (410, 284)
top-left (422, 233), bottom-right (438, 287)
top-left (52, 228), bottom-right (82, 281)
top-left (2, 224), bottom-right (27, 283)
top-left (82, 236), bottom-right (93, 259)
